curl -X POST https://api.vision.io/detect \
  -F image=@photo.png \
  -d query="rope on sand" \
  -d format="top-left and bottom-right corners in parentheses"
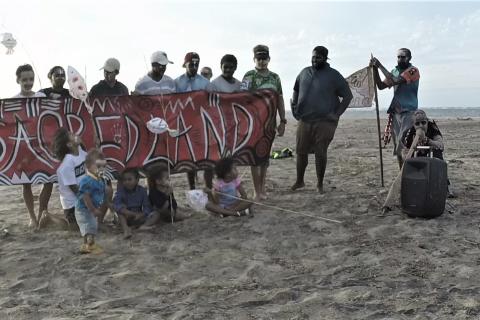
top-left (212, 190), bottom-right (342, 224)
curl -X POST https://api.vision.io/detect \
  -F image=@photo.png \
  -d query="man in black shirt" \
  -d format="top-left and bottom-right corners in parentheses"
top-left (39, 66), bottom-right (71, 99)
top-left (89, 58), bottom-right (129, 97)
top-left (290, 46), bottom-right (353, 193)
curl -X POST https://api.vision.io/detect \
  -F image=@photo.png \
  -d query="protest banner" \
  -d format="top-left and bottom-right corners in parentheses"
top-left (0, 90), bottom-right (278, 185)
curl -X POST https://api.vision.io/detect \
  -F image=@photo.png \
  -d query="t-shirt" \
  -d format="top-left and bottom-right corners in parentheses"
top-left (113, 185), bottom-right (152, 217)
top-left (214, 177), bottom-right (241, 208)
top-left (76, 173), bottom-right (106, 210)
top-left (57, 146), bottom-right (87, 209)
top-left (12, 92), bottom-right (46, 98)
top-left (386, 64), bottom-right (420, 114)
top-left (134, 74), bottom-right (176, 95)
top-left (39, 87), bottom-right (71, 99)
top-left (207, 76), bottom-right (242, 93)
top-left (292, 65), bottom-right (352, 122)
top-left (175, 74), bottom-right (209, 92)
top-left (89, 80), bottom-right (129, 97)
top-left (241, 69), bottom-right (283, 94)
top-left (149, 187), bottom-right (178, 210)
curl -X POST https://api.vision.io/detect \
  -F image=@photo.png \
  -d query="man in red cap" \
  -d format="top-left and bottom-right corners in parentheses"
top-left (175, 52), bottom-right (209, 92)
top-left (175, 52), bottom-right (210, 190)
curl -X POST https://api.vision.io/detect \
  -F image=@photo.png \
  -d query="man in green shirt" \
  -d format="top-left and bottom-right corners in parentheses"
top-left (242, 45), bottom-right (287, 201)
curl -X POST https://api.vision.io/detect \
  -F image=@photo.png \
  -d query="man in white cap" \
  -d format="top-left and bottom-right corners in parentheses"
top-left (89, 57), bottom-right (129, 97)
top-left (134, 51), bottom-right (176, 95)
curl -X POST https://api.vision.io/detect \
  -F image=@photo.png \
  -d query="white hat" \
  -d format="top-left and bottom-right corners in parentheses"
top-left (100, 57), bottom-right (120, 72)
top-left (151, 51), bottom-right (173, 65)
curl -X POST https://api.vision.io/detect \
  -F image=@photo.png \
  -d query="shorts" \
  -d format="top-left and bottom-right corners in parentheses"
top-left (296, 119), bottom-right (337, 155)
top-left (64, 207), bottom-right (77, 225)
top-left (74, 207), bottom-right (98, 237)
top-left (392, 111), bottom-right (414, 156)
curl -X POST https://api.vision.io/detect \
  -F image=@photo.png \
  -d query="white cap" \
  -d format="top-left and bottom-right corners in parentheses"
top-left (100, 57), bottom-right (120, 72)
top-left (151, 51), bottom-right (173, 65)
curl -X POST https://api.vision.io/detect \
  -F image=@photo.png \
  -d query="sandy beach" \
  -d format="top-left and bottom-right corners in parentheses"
top-left (1, 117), bottom-right (479, 319)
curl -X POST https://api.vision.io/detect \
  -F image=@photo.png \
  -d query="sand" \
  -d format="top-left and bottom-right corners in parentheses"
top-left (0, 118), bottom-right (479, 320)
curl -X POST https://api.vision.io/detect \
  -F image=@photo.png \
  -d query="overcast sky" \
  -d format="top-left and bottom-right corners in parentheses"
top-left (0, 0), bottom-right (478, 109)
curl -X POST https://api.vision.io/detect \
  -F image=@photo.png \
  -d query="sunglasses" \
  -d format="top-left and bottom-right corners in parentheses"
top-left (397, 55), bottom-right (408, 59)
top-left (415, 120), bottom-right (427, 126)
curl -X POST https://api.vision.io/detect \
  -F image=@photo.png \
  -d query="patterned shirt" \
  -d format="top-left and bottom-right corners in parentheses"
top-left (76, 173), bottom-right (106, 210)
top-left (386, 64), bottom-right (420, 113)
top-left (214, 177), bottom-right (241, 208)
top-left (241, 69), bottom-right (283, 94)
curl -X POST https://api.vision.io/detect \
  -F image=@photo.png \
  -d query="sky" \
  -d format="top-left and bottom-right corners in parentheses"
top-left (0, 0), bottom-right (479, 110)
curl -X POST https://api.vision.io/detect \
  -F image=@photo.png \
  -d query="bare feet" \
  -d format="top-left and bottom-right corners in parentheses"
top-left (317, 184), bottom-right (325, 194)
top-left (254, 193), bottom-right (268, 201)
top-left (124, 228), bottom-right (132, 239)
top-left (378, 206), bottom-right (391, 217)
top-left (290, 181), bottom-right (305, 191)
top-left (173, 211), bottom-right (189, 222)
top-left (28, 218), bottom-right (38, 229)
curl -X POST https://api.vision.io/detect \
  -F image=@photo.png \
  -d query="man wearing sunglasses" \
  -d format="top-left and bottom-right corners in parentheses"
top-left (401, 110), bottom-right (454, 197)
top-left (175, 52), bottom-right (210, 190)
top-left (370, 48), bottom-right (420, 168)
top-left (175, 52), bottom-right (209, 93)
top-left (401, 110), bottom-right (443, 159)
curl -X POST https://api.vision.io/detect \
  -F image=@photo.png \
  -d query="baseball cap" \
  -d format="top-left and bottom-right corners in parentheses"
top-left (253, 44), bottom-right (269, 59)
top-left (313, 46), bottom-right (330, 59)
top-left (100, 58), bottom-right (120, 72)
top-left (151, 51), bottom-right (173, 65)
top-left (183, 52), bottom-right (200, 67)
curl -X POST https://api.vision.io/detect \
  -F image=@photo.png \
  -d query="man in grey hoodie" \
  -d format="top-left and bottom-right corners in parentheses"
top-left (290, 46), bottom-right (353, 193)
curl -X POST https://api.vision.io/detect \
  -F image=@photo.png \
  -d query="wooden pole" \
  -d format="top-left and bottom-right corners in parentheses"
top-left (371, 66), bottom-right (385, 187)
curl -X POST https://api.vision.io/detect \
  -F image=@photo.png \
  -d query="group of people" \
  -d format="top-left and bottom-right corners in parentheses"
top-left (5, 44), bottom-right (449, 252)
top-left (52, 128), bottom-right (252, 253)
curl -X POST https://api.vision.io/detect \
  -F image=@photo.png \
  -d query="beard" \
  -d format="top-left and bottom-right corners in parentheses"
top-left (314, 61), bottom-right (327, 69)
top-left (398, 61), bottom-right (410, 69)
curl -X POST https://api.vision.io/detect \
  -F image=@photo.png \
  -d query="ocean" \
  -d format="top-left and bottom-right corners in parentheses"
top-left (341, 107), bottom-right (480, 120)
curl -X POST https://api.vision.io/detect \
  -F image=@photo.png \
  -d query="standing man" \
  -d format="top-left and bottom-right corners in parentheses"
top-left (200, 66), bottom-right (213, 80)
top-left (370, 48), bottom-right (420, 168)
top-left (89, 58), bottom-right (129, 97)
top-left (207, 54), bottom-right (242, 93)
top-left (134, 51), bottom-right (176, 95)
top-left (175, 52), bottom-right (210, 189)
top-left (290, 46), bottom-right (353, 193)
top-left (242, 44), bottom-right (287, 201)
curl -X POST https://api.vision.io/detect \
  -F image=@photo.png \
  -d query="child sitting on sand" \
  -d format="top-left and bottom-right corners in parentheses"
top-left (52, 128), bottom-right (87, 229)
top-left (206, 157), bottom-right (252, 217)
top-left (113, 168), bottom-right (152, 238)
top-left (75, 149), bottom-right (108, 254)
top-left (144, 165), bottom-right (187, 225)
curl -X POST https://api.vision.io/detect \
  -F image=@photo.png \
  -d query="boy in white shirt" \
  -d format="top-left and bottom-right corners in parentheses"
top-left (53, 128), bottom-right (87, 227)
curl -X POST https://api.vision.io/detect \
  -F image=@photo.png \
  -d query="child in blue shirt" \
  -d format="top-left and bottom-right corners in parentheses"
top-left (113, 168), bottom-right (152, 239)
top-left (75, 149), bottom-right (107, 254)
